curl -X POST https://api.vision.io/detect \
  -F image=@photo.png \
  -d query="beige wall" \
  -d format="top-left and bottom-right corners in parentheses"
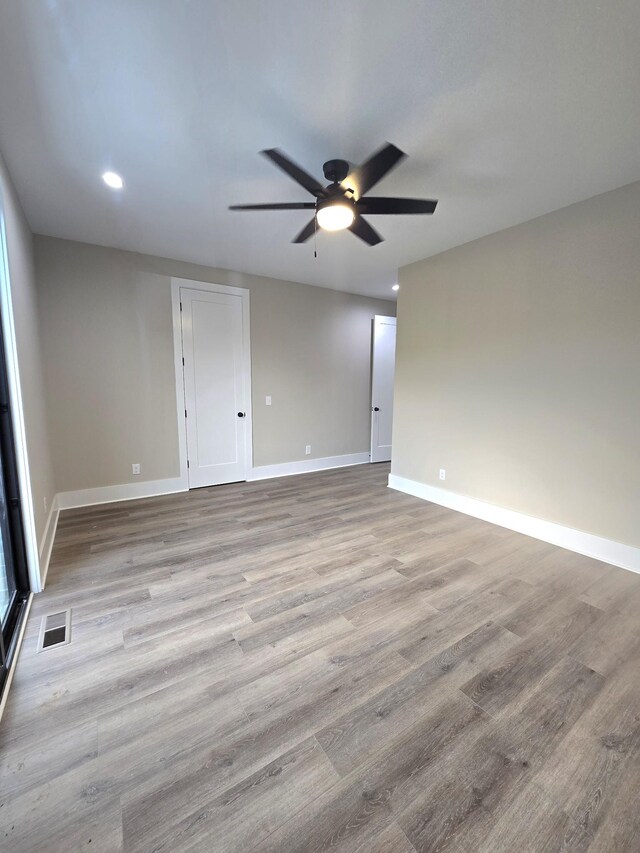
top-left (249, 276), bottom-right (394, 465)
top-left (35, 236), bottom-right (394, 492)
top-left (393, 180), bottom-right (640, 549)
top-left (0, 151), bottom-right (55, 577)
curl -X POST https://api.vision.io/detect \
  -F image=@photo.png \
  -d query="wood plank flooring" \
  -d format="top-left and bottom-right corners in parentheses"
top-left (1, 462), bottom-right (640, 851)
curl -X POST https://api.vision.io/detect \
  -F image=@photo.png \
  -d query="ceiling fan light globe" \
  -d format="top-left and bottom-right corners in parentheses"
top-left (316, 204), bottom-right (355, 232)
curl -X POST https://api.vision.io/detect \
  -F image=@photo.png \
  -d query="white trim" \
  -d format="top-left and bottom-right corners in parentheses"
top-left (54, 455), bottom-right (368, 509)
top-left (0, 592), bottom-right (33, 724)
top-left (38, 500), bottom-right (60, 588)
top-left (56, 476), bottom-right (187, 510)
top-left (388, 474), bottom-right (640, 575)
top-left (170, 278), bottom-right (253, 488)
top-left (370, 314), bottom-right (397, 464)
top-left (170, 280), bottom-right (190, 491)
top-left (0, 190), bottom-right (41, 591)
top-left (248, 452), bottom-right (370, 481)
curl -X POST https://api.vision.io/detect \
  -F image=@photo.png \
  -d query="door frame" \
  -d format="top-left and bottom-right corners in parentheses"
top-left (370, 314), bottom-right (397, 463)
top-left (0, 189), bottom-right (39, 593)
top-left (170, 278), bottom-right (253, 488)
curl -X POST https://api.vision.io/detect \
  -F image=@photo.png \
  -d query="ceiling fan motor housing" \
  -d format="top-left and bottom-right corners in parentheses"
top-left (317, 195), bottom-right (355, 214)
top-left (322, 158), bottom-right (350, 184)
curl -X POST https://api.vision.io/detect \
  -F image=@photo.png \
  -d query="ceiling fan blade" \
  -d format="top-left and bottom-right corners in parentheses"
top-left (348, 215), bottom-right (383, 246)
top-left (347, 143), bottom-right (406, 198)
top-left (229, 202), bottom-right (316, 211)
top-left (357, 197), bottom-right (438, 215)
top-left (292, 217), bottom-right (317, 243)
top-left (262, 149), bottom-right (328, 198)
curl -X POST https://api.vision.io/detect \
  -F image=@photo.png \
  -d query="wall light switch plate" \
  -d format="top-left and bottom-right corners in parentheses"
top-left (132, 463), bottom-right (141, 475)
top-left (439, 469), bottom-right (446, 481)
top-left (305, 445), bottom-right (311, 455)
top-left (266, 396), bottom-right (271, 406)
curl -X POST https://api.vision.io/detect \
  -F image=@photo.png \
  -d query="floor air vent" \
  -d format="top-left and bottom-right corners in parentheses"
top-left (37, 609), bottom-right (72, 652)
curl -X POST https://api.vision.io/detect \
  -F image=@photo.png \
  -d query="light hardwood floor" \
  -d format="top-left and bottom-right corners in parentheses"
top-left (1, 463), bottom-right (640, 852)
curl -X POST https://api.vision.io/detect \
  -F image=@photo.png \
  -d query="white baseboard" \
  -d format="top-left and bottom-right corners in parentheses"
top-left (56, 476), bottom-right (188, 510)
top-left (53, 456), bottom-right (369, 513)
top-left (38, 500), bottom-right (60, 590)
top-left (248, 452), bottom-right (370, 482)
top-left (388, 474), bottom-right (640, 575)
top-left (0, 592), bottom-right (33, 723)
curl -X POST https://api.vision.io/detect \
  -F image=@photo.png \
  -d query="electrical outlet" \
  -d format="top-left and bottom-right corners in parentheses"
top-left (266, 395), bottom-right (271, 406)
top-left (439, 468), bottom-right (446, 481)
top-left (132, 463), bottom-right (141, 475)
top-left (43, 495), bottom-right (48, 514)
top-left (305, 445), bottom-right (311, 455)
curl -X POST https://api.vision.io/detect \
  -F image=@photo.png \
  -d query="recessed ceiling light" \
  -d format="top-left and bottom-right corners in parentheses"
top-left (392, 284), bottom-right (400, 292)
top-left (102, 171), bottom-right (124, 189)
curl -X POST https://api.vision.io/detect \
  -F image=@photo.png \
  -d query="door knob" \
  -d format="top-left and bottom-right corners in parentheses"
top-left (237, 411), bottom-right (245, 418)
top-left (373, 407), bottom-right (380, 412)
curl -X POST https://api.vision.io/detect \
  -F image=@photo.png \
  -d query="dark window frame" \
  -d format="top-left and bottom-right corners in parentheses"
top-left (0, 299), bottom-right (30, 697)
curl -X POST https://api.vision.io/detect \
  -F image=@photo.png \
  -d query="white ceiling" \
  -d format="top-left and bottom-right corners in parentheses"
top-left (1, 1), bottom-right (639, 299)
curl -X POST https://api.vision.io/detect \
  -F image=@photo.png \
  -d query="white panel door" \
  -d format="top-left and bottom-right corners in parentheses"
top-left (370, 315), bottom-right (397, 463)
top-left (181, 287), bottom-right (250, 487)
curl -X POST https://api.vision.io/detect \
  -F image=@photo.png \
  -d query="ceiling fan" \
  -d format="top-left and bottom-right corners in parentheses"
top-left (229, 142), bottom-right (438, 246)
